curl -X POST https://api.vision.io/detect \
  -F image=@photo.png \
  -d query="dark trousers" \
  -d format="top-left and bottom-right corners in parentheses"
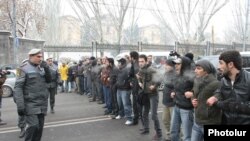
top-left (79, 75), bottom-right (85, 94)
top-left (110, 84), bottom-right (118, 114)
top-left (18, 115), bottom-right (26, 129)
top-left (25, 114), bottom-right (45, 141)
top-left (132, 83), bottom-right (139, 122)
top-left (91, 80), bottom-right (101, 101)
top-left (48, 87), bottom-right (56, 109)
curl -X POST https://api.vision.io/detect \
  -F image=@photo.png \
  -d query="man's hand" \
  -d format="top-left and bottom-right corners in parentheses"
top-left (149, 85), bottom-right (155, 91)
top-left (192, 99), bottom-right (198, 108)
top-left (171, 92), bottom-right (176, 98)
top-left (136, 73), bottom-right (140, 79)
top-left (206, 96), bottom-right (218, 106)
top-left (139, 82), bottom-right (143, 88)
top-left (40, 61), bottom-right (49, 68)
top-left (185, 91), bottom-right (193, 99)
top-left (17, 109), bottom-right (25, 116)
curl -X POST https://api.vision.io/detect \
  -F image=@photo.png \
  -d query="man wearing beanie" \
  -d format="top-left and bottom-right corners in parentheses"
top-left (187, 59), bottom-right (221, 141)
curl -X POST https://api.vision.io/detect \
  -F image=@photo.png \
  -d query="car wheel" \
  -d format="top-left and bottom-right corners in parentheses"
top-left (2, 86), bottom-right (13, 98)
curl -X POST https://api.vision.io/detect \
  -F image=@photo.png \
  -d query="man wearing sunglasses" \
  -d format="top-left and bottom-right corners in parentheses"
top-left (14, 48), bottom-right (51, 141)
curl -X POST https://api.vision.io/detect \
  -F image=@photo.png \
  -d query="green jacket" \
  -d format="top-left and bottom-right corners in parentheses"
top-left (193, 74), bottom-right (222, 125)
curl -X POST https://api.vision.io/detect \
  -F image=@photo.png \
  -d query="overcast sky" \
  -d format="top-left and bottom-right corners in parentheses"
top-left (60, 0), bottom-right (240, 38)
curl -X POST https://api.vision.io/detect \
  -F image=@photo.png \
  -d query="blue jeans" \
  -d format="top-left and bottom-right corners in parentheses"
top-left (170, 106), bottom-right (194, 141)
top-left (191, 122), bottom-right (204, 141)
top-left (103, 85), bottom-right (112, 112)
top-left (116, 89), bottom-right (132, 121)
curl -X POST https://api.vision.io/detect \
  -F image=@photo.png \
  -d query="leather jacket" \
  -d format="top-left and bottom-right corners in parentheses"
top-left (215, 70), bottom-right (250, 124)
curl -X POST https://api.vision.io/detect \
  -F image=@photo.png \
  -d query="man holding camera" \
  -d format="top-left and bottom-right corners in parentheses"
top-left (0, 69), bottom-right (9, 126)
top-left (14, 48), bottom-right (51, 141)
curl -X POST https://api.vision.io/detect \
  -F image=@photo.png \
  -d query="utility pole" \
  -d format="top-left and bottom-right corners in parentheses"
top-left (243, 0), bottom-right (250, 51)
top-left (12, 0), bottom-right (17, 64)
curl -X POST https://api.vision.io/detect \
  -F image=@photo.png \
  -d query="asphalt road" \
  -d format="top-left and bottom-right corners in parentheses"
top-left (0, 92), bottom-right (165, 141)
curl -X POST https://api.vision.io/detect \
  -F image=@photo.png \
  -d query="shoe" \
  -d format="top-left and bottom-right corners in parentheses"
top-left (19, 128), bottom-right (25, 138)
top-left (132, 120), bottom-right (138, 125)
top-left (140, 130), bottom-right (150, 135)
top-left (104, 110), bottom-right (112, 115)
top-left (98, 101), bottom-right (104, 104)
top-left (0, 121), bottom-right (7, 126)
top-left (51, 108), bottom-right (55, 114)
top-left (109, 112), bottom-right (117, 119)
top-left (152, 134), bottom-right (162, 141)
top-left (89, 99), bottom-right (96, 102)
top-left (102, 105), bottom-right (107, 108)
top-left (125, 120), bottom-right (133, 125)
top-left (139, 128), bottom-right (144, 131)
top-left (115, 115), bottom-right (122, 119)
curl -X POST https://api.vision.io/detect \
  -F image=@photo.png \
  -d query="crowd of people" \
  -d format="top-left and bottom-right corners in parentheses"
top-left (0, 49), bottom-right (250, 141)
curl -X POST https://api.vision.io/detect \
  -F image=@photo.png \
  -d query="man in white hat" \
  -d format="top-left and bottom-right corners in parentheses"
top-left (14, 48), bottom-right (51, 141)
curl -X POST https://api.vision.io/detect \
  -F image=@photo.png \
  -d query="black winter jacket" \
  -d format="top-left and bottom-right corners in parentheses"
top-left (116, 64), bottom-right (131, 90)
top-left (215, 70), bottom-right (250, 125)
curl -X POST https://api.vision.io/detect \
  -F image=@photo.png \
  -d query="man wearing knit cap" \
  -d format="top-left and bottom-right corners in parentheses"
top-left (186, 59), bottom-right (221, 141)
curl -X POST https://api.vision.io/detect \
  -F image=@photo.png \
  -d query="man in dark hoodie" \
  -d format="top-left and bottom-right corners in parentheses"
top-left (170, 56), bottom-right (194, 141)
top-left (162, 58), bottom-right (175, 141)
top-left (190, 59), bottom-right (221, 141)
top-left (115, 57), bottom-right (133, 125)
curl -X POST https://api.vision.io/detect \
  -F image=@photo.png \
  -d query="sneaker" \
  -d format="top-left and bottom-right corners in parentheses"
top-left (115, 115), bottom-right (122, 119)
top-left (125, 120), bottom-right (133, 125)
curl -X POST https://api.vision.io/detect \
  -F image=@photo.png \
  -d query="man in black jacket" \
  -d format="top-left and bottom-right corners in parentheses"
top-left (129, 51), bottom-right (140, 125)
top-left (115, 57), bottom-right (133, 125)
top-left (170, 56), bottom-right (194, 141)
top-left (207, 50), bottom-right (250, 124)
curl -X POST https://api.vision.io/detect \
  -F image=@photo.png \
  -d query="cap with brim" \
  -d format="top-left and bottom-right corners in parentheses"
top-left (46, 57), bottom-right (53, 60)
top-left (28, 49), bottom-right (41, 55)
top-left (172, 58), bottom-right (182, 64)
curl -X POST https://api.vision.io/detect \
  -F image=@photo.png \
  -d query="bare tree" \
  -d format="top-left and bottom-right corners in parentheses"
top-left (70, 0), bottom-right (104, 44)
top-left (152, 0), bottom-right (228, 43)
top-left (0, 0), bottom-right (45, 38)
top-left (102, 0), bottom-right (131, 52)
top-left (41, 0), bottom-right (61, 45)
top-left (195, 0), bottom-right (228, 42)
top-left (123, 0), bottom-right (144, 44)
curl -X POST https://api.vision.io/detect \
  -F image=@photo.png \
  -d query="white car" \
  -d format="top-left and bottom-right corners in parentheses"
top-left (2, 70), bottom-right (16, 98)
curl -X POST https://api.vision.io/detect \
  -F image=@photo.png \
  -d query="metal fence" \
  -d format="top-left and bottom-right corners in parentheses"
top-left (44, 41), bottom-right (250, 57)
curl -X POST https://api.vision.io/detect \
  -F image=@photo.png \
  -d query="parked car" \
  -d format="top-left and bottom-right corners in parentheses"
top-left (2, 70), bottom-right (16, 98)
top-left (0, 64), bottom-right (18, 70)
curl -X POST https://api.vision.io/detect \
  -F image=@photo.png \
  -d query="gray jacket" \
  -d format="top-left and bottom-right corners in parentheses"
top-left (14, 61), bottom-right (50, 115)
